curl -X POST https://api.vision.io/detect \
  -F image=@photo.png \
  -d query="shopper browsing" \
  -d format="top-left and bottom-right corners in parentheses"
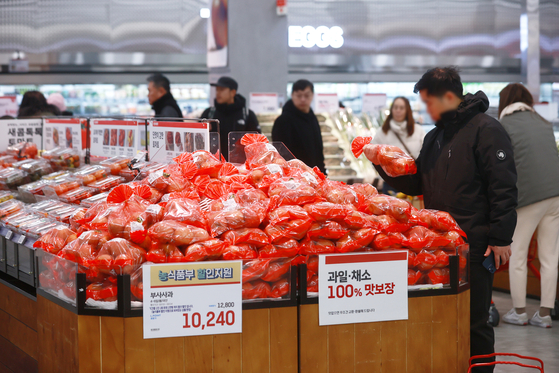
top-left (201, 76), bottom-right (260, 161)
top-left (18, 91), bottom-right (60, 118)
top-left (372, 96), bottom-right (425, 195)
top-left (47, 93), bottom-right (73, 116)
top-left (498, 83), bottom-right (559, 328)
top-left (368, 67), bottom-right (518, 372)
top-left (272, 79), bottom-right (326, 173)
top-left (147, 73), bottom-right (183, 118)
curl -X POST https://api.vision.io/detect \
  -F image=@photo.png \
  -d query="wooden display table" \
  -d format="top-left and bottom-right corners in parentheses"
top-left (299, 291), bottom-right (470, 373)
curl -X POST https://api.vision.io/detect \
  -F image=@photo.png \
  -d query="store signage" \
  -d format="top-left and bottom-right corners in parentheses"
top-left (289, 26), bottom-right (344, 49)
top-left (362, 93), bottom-right (387, 115)
top-left (143, 261), bottom-right (242, 339)
top-left (90, 119), bottom-right (144, 159)
top-left (0, 96), bottom-right (18, 117)
top-left (148, 120), bottom-right (210, 162)
top-left (314, 93), bottom-right (339, 114)
top-left (0, 118), bottom-right (42, 152)
top-left (43, 118), bottom-right (84, 151)
top-left (8, 58), bottom-right (29, 73)
top-left (249, 93), bottom-right (279, 114)
top-left (277, 0), bottom-right (287, 15)
top-left (318, 251), bottom-right (408, 326)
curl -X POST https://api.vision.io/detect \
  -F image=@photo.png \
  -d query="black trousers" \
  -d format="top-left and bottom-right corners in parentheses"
top-left (469, 261), bottom-right (495, 373)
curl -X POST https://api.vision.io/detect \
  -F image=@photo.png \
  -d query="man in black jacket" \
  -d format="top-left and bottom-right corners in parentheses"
top-left (370, 67), bottom-right (517, 372)
top-left (272, 79), bottom-right (326, 173)
top-left (147, 73), bottom-right (183, 118)
top-left (201, 77), bottom-right (260, 161)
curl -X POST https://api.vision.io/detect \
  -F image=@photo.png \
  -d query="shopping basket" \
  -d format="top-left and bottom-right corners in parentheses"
top-left (468, 353), bottom-right (544, 372)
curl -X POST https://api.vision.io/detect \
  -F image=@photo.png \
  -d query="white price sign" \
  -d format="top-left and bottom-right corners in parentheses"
top-left (249, 93), bottom-right (278, 114)
top-left (148, 121), bottom-right (210, 162)
top-left (143, 261), bottom-right (242, 339)
top-left (319, 251), bottom-right (408, 326)
top-left (90, 119), bottom-right (143, 158)
top-left (314, 93), bottom-right (339, 114)
top-left (43, 118), bottom-right (84, 151)
top-left (0, 96), bottom-right (18, 117)
top-left (0, 118), bottom-right (42, 152)
top-left (362, 93), bottom-right (387, 114)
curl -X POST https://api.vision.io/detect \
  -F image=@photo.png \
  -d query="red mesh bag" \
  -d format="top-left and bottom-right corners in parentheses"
top-left (349, 183), bottom-right (378, 199)
top-left (371, 215), bottom-right (411, 233)
top-left (270, 278), bottom-right (289, 298)
top-left (242, 259), bottom-right (270, 282)
top-left (191, 150), bottom-right (223, 178)
top-left (57, 230), bottom-right (110, 266)
top-left (146, 243), bottom-right (183, 263)
top-left (91, 238), bottom-right (146, 275)
top-left (241, 133), bottom-right (288, 170)
top-left (162, 198), bottom-right (208, 230)
top-left (207, 193), bottom-right (268, 237)
top-left (236, 188), bottom-right (269, 205)
top-left (242, 280), bottom-right (271, 300)
top-left (222, 228), bottom-right (270, 247)
top-left (342, 210), bottom-right (379, 230)
top-left (261, 258), bottom-right (290, 282)
top-left (222, 244), bottom-right (258, 260)
top-left (86, 280), bottom-right (118, 301)
top-left (268, 177), bottom-right (324, 209)
top-left (317, 180), bottom-right (363, 207)
top-left (304, 202), bottom-right (349, 222)
top-left (413, 249), bottom-right (438, 271)
top-left (299, 238), bottom-right (336, 255)
top-left (352, 137), bottom-right (417, 177)
top-left (372, 232), bottom-right (405, 250)
top-left (265, 218), bottom-right (312, 243)
top-left (182, 239), bottom-right (227, 262)
top-left (307, 221), bottom-right (348, 240)
top-left (267, 205), bottom-right (310, 226)
top-left (106, 186), bottom-right (152, 240)
top-left (258, 238), bottom-right (299, 258)
top-left (427, 268), bottom-right (450, 285)
top-left (404, 226), bottom-right (452, 252)
top-left (360, 195), bottom-right (412, 222)
top-left (144, 165), bottom-right (191, 194)
top-left (33, 226), bottom-right (77, 254)
top-left (336, 228), bottom-right (377, 253)
top-left (415, 209), bottom-right (466, 237)
top-left (247, 164), bottom-right (284, 190)
top-left (148, 220), bottom-right (210, 246)
top-left (408, 269), bottom-right (422, 286)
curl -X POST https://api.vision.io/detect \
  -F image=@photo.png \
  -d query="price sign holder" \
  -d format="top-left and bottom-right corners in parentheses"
top-left (0, 118), bottom-right (43, 153)
top-left (42, 117), bottom-right (85, 151)
top-left (314, 93), bottom-right (339, 114)
top-left (143, 261), bottom-right (242, 339)
top-left (362, 93), bottom-right (387, 115)
top-left (249, 93), bottom-right (279, 114)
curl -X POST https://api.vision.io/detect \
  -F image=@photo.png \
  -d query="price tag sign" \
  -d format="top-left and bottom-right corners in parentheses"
top-left (0, 118), bottom-right (43, 152)
top-left (90, 119), bottom-right (143, 158)
top-left (249, 93), bottom-right (278, 114)
top-left (148, 121), bottom-right (210, 163)
top-left (362, 93), bottom-right (387, 114)
top-left (318, 251), bottom-right (408, 326)
top-left (43, 118), bottom-right (84, 151)
top-left (314, 93), bottom-right (339, 114)
top-left (0, 96), bottom-right (18, 117)
top-left (143, 261), bottom-right (242, 339)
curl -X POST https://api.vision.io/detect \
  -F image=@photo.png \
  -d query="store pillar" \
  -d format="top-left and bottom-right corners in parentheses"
top-left (521, 0), bottom-right (540, 100)
top-left (208, 0), bottom-right (289, 103)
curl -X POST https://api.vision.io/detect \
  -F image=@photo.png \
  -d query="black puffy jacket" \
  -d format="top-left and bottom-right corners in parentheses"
top-left (376, 91), bottom-right (518, 262)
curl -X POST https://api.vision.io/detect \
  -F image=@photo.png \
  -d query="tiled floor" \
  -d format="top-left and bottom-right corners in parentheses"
top-left (492, 290), bottom-right (559, 372)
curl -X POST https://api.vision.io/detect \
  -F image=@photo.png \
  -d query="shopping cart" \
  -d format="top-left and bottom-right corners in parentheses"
top-left (468, 353), bottom-right (544, 372)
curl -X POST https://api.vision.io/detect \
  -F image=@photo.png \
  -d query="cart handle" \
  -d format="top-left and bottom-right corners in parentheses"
top-left (468, 353), bottom-right (544, 373)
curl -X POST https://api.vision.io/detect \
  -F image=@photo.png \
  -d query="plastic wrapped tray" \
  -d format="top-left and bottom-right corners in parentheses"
top-left (87, 176), bottom-right (124, 193)
top-left (59, 187), bottom-right (98, 205)
top-left (100, 156), bottom-right (131, 176)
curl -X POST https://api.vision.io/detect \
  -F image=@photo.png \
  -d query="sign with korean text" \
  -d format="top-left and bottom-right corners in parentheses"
top-left (148, 121), bottom-right (210, 162)
top-left (0, 118), bottom-right (42, 152)
top-left (0, 96), bottom-right (18, 117)
top-left (90, 119), bottom-right (143, 158)
top-left (143, 261), bottom-right (242, 339)
top-left (362, 93), bottom-right (387, 114)
top-left (318, 251), bottom-right (408, 326)
top-left (43, 118), bottom-right (84, 151)
top-left (314, 93), bottom-right (339, 114)
top-left (249, 93), bottom-right (278, 114)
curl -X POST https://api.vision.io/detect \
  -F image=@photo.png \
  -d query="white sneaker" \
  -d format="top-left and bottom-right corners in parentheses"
top-left (529, 311), bottom-right (552, 328)
top-left (502, 308), bottom-right (528, 326)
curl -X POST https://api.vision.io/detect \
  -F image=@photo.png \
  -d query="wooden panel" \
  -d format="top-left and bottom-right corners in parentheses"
top-left (269, 307), bottom-right (297, 373)
top-left (78, 316), bottom-right (101, 373)
top-left (0, 335), bottom-right (37, 373)
top-left (37, 295), bottom-right (79, 373)
top-left (380, 321), bottom-right (407, 372)
top-left (299, 304), bottom-right (328, 373)
top-left (8, 315), bottom-right (37, 360)
top-left (242, 309), bottom-right (270, 373)
top-left (0, 310), bottom-right (9, 338)
top-left (0, 282), bottom-right (37, 329)
top-left (406, 322), bottom-right (432, 373)
top-left (0, 361), bottom-right (13, 373)
top-left (101, 317), bottom-right (125, 373)
top-left (408, 297), bottom-right (432, 323)
top-left (328, 323), bottom-right (355, 372)
top-left (155, 338), bottom-right (184, 373)
top-left (123, 317), bottom-right (154, 373)
top-left (457, 291), bottom-right (471, 373)
top-left (432, 295), bottom-right (458, 372)
top-left (213, 333), bottom-right (242, 373)
top-left (184, 336), bottom-right (213, 373)
top-left (354, 323), bottom-right (381, 373)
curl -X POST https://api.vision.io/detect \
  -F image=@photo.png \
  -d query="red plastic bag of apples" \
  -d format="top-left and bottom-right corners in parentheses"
top-left (207, 193), bottom-right (268, 237)
top-left (351, 137), bottom-right (417, 177)
top-left (241, 133), bottom-right (288, 170)
top-left (267, 176), bottom-right (324, 209)
top-left (162, 198), bottom-right (208, 230)
top-left (91, 238), bottom-right (146, 275)
top-left (33, 226), bottom-right (77, 254)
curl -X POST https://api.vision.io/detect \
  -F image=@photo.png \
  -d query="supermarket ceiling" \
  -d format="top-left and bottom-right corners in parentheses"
top-left (0, 0), bottom-right (557, 74)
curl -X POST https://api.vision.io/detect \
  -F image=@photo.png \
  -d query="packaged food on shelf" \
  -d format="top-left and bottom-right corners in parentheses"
top-left (0, 168), bottom-right (30, 190)
top-left (18, 179), bottom-right (53, 202)
top-left (59, 186), bottom-right (98, 205)
top-left (41, 147), bottom-right (81, 170)
top-left (87, 175), bottom-right (124, 193)
top-left (99, 156), bottom-right (131, 176)
top-left (14, 159), bottom-right (54, 179)
top-left (41, 177), bottom-right (81, 197)
top-left (6, 142), bottom-right (38, 160)
top-left (80, 192), bottom-right (109, 208)
top-left (137, 162), bottom-right (166, 180)
top-left (0, 190), bottom-right (15, 203)
top-left (42, 170), bottom-right (72, 180)
top-left (0, 199), bottom-right (24, 218)
top-left (72, 165), bottom-right (108, 185)
top-left (0, 155), bottom-right (17, 168)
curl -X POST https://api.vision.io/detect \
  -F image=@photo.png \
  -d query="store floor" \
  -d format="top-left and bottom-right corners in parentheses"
top-left (492, 290), bottom-right (559, 372)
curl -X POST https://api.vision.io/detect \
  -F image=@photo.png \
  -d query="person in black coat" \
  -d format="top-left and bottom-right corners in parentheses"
top-left (272, 80), bottom-right (326, 173)
top-left (147, 73), bottom-right (183, 118)
top-left (368, 67), bottom-right (517, 373)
